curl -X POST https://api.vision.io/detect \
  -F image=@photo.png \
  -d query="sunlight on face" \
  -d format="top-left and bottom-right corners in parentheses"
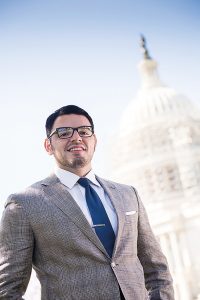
top-left (45, 114), bottom-right (97, 176)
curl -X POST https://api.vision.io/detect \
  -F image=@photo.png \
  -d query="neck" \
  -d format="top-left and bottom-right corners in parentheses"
top-left (58, 165), bottom-right (92, 177)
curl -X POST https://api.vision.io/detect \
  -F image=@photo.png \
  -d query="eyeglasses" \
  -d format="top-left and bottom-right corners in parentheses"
top-left (48, 126), bottom-right (94, 139)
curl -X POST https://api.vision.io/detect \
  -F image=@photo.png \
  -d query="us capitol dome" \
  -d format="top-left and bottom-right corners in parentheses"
top-left (108, 36), bottom-right (200, 300)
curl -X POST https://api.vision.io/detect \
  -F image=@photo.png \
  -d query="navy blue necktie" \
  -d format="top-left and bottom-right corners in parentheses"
top-left (78, 177), bottom-right (115, 257)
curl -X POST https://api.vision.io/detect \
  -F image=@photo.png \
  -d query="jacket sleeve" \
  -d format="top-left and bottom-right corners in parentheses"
top-left (134, 188), bottom-right (175, 300)
top-left (0, 197), bottom-right (34, 299)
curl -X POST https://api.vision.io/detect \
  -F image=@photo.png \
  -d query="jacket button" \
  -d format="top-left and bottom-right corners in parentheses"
top-left (111, 262), bottom-right (116, 268)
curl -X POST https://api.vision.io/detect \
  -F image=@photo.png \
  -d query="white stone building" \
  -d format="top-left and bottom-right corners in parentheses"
top-left (108, 37), bottom-right (200, 300)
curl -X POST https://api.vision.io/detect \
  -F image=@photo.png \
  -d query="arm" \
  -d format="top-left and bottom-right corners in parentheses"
top-left (134, 189), bottom-right (174, 300)
top-left (0, 197), bottom-right (34, 299)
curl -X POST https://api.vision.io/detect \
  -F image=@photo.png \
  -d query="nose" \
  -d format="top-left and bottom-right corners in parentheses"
top-left (70, 129), bottom-right (82, 142)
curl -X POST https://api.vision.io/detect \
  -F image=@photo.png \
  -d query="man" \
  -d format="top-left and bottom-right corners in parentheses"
top-left (0, 105), bottom-right (174, 299)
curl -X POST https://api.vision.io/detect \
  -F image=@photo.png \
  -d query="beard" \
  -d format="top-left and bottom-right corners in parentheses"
top-left (68, 157), bottom-right (87, 169)
top-left (55, 153), bottom-right (88, 170)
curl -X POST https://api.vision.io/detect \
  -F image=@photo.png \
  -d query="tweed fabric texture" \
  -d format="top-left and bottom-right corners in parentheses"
top-left (0, 174), bottom-right (174, 300)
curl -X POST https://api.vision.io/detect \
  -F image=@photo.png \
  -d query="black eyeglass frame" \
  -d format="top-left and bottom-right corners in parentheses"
top-left (48, 126), bottom-right (94, 139)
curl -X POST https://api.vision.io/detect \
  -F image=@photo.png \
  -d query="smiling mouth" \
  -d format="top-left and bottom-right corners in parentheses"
top-left (67, 146), bottom-right (86, 152)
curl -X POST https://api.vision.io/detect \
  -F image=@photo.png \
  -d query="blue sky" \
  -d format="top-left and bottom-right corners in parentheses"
top-left (0, 0), bottom-right (200, 212)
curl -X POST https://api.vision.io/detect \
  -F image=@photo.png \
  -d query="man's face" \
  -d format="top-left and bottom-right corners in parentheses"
top-left (44, 114), bottom-right (97, 176)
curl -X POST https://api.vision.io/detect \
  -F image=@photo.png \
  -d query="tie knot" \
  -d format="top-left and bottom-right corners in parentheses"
top-left (78, 177), bottom-right (90, 188)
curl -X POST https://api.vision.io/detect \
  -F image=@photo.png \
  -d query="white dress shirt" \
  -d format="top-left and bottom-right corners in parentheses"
top-left (54, 167), bottom-right (118, 235)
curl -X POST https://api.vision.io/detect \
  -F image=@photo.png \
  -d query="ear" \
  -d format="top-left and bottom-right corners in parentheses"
top-left (44, 138), bottom-right (54, 155)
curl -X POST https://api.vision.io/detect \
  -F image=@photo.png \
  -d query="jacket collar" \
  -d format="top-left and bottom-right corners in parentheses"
top-left (41, 173), bottom-right (126, 259)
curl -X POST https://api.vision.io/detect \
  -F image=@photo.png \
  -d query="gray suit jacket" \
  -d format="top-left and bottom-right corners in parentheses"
top-left (0, 174), bottom-right (174, 300)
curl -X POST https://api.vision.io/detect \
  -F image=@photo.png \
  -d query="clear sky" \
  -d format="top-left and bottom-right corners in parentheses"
top-left (0, 0), bottom-right (200, 213)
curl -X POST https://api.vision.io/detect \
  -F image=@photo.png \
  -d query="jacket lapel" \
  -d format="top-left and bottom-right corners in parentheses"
top-left (96, 176), bottom-right (126, 257)
top-left (41, 174), bottom-right (109, 257)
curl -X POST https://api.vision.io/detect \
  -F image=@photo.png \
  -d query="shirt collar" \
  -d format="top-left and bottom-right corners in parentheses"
top-left (54, 167), bottom-right (100, 189)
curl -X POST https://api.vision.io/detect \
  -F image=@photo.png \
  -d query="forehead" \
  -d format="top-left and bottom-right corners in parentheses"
top-left (53, 114), bottom-right (91, 129)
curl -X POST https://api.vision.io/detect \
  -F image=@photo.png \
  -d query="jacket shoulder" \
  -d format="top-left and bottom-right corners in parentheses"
top-left (96, 176), bottom-right (137, 193)
top-left (5, 174), bottom-right (57, 208)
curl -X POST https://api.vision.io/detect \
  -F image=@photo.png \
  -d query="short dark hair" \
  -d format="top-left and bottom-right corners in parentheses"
top-left (45, 105), bottom-right (94, 137)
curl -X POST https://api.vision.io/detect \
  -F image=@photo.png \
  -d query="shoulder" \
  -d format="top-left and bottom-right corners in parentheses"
top-left (5, 173), bottom-right (58, 208)
top-left (96, 176), bottom-right (138, 194)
